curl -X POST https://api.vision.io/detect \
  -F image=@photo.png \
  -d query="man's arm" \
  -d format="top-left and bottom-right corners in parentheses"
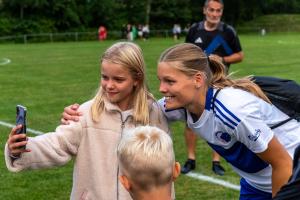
top-left (223, 51), bottom-right (244, 65)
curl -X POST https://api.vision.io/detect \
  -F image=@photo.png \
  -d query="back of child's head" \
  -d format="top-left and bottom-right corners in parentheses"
top-left (117, 126), bottom-right (174, 191)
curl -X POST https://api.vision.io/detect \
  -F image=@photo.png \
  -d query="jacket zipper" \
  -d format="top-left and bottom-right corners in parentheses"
top-left (117, 114), bottom-right (131, 200)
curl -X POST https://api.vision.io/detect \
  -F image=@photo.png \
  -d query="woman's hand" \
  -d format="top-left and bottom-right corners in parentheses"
top-left (61, 103), bottom-right (82, 125)
top-left (7, 125), bottom-right (30, 158)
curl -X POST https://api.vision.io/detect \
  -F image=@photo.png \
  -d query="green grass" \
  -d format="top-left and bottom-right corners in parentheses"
top-left (0, 35), bottom-right (299, 199)
top-left (238, 14), bottom-right (300, 32)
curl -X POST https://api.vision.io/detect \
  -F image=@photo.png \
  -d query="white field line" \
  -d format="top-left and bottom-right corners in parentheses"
top-left (0, 120), bottom-right (240, 191)
top-left (0, 120), bottom-right (44, 135)
top-left (186, 172), bottom-right (241, 191)
top-left (0, 58), bottom-right (11, 65)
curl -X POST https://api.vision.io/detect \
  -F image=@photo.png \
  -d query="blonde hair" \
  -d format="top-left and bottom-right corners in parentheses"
top-left (91, 42), bottom-right (155, 124)
top-left (159, 43), bottom-right (270, 103)
top-left (117, 126), bottom-right (174, 191)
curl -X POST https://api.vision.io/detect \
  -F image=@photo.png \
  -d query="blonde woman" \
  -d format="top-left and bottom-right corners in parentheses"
top-left (5, 42), bottom-right (170, 200)
top-left (157, 43), bottom-right (300, 199)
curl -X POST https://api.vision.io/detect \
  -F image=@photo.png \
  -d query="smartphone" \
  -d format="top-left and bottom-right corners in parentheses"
top-left (16, 105), bottom-right (27, 148)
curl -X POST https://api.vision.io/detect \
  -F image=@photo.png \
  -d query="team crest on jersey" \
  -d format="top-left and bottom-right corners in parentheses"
top-left (215, 131), bottom-right (231, 144)
top-left (195, 37), bottom-right (203, 43)
top-left (247, 129), bottom-right (261, 141)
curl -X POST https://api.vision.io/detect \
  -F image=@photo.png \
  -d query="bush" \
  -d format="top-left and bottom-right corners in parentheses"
top-left (0, 18), bottom-right (14, 36)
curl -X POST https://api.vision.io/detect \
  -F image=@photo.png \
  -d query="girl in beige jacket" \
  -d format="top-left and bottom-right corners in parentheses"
top-left (5, 42), bottom-right (170, 200)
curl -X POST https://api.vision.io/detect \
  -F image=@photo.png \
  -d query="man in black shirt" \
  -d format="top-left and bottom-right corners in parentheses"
top-left (181, 0), bottom-right (244, 175)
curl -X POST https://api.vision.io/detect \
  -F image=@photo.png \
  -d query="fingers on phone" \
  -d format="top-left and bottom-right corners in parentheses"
top-left (9, 133), bottom-right (26, 144)
top-left (9, 139), bottom-right (27, 153)
top-left (10, 125), bottom-right (21, 135)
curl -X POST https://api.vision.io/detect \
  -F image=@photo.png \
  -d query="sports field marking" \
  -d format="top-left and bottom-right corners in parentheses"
top-left (0, 58), bottom-right (11, 65)
top-left (0, 120), bottom-right (44, 135)
top-left (0, 120), bottom-right (240, 191)
top-left (187, 172), bottom-right (241, 191)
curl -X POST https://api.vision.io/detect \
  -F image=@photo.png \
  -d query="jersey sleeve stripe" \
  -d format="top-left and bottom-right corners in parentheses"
top-left (215, 99), bottom-right (241, 122)
top-left (215, 105), bottom-right (238, 127)
top-left (215, 114), bottom-right (235, 130)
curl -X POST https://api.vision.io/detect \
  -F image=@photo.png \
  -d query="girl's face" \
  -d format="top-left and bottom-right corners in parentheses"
top-left (157, 62), bottom-right (199, 110)
top-left (101, 61), bottom-right (138, 111)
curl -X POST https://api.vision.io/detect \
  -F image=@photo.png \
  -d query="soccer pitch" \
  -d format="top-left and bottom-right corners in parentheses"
top-left (0, 34), bottom-right (300, 199)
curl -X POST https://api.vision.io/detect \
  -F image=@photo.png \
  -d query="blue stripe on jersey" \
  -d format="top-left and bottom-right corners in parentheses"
top-left (215, 114), bottom-right (235, 130)
top-left (215, 99), bottom-right (241, 123)
top-left (205, 35), bottom-right (233, 56)
top-left (208, 141), bottom-right (269, 173)
top-left (215, 105), bottom-right (238, 127)
top-left (205, 87), bottom-right (214, 111)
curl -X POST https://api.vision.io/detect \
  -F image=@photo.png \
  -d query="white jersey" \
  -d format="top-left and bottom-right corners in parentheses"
top-left (159, 87), bottom-right (300, 193)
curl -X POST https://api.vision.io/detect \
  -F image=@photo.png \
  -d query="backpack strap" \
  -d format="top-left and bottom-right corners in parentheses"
top-left (270, 117), bottom-right (293, 129)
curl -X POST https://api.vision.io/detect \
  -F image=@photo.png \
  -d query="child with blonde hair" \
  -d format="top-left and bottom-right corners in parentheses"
top-left (5, 42), bottom-right (170, 199)
top-left (117, 126), bottom-right (180, 200)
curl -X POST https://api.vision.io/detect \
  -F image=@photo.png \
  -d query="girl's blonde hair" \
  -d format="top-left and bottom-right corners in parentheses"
top-left (159, 43), bottom-right (270, 103)
top-left (117, 126), bottom-right (174, 191)
top-left (91, 42), bottom-right (155, 124)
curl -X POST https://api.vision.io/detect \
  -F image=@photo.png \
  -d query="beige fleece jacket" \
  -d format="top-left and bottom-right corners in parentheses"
top-left (5, 98), bottom-right (171, 200)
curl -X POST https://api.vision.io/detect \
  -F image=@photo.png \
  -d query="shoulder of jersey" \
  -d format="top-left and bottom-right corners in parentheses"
top-left (223, 23), bottom-right (237, 36)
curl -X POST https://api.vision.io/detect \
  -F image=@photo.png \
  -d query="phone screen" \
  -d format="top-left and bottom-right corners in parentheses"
top-left (16, 105), bottom-right (27, 149)
top-left (16, 105), bottom-right (27, 134)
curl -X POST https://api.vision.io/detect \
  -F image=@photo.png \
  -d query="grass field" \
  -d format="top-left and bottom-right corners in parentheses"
top-left (0, 34), bottom-right (300, 200)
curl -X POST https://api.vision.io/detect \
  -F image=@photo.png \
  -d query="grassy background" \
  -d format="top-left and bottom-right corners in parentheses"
top-left (0, 34), bottom-right (300, 199)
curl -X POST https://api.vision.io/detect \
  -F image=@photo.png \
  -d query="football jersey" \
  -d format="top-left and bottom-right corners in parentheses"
top-left (158, 87), bottom-right (300, 193)
top-left (185, 21), bottom-right (242, 57)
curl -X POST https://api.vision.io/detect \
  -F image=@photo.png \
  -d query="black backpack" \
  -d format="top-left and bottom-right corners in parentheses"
top-left (252, 76), bottom-right (300, 129)
top-left (213, 76), bottom-right (300, 129)
top-left (273, 144), bottom-right (300, 200)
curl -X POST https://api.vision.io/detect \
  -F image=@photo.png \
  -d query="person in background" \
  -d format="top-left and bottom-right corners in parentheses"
top-left (131, 25), bottom-right (138, 41)
top-left (137, 24), bottom-right (143, 40)
top-left (98, 25), bottom-right (107, 41)
top-left (172, 24), bottom-right (181, 41)
top-left (142, 24), bottom-right (150, 41)
top-left (5, 42), bottom-right (171, 200)
top-left (182, 0), bottom-right (244, 175)
top-left (117, 126), bottom-right (180, 200)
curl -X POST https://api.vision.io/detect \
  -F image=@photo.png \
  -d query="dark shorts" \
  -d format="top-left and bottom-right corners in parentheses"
top-left (240, 178), bottom-right (272, 200)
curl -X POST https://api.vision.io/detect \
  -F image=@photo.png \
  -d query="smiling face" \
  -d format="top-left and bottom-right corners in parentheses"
top-left (157, 62), bottom-right (200, 110)
top-left (203, 0), bottom-right (223, 27)
top-left (101, 60), bottom-right (138, 111)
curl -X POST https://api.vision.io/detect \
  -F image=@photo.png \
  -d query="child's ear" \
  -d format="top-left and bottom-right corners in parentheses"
top-left (172, 162), bottom-right (181, 181)
top-left (119, 175), bottom-right (131, 191)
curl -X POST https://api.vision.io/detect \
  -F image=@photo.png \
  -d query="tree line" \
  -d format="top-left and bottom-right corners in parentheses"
top-left (0, 0), bottom-right (299, 36)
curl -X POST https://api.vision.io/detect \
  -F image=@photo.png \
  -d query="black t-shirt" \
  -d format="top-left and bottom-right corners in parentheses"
top-left (185, 21), bottom-right (242, 57)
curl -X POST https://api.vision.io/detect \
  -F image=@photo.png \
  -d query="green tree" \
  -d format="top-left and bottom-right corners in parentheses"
top-left (3, 0), bottom-right (48, 19)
